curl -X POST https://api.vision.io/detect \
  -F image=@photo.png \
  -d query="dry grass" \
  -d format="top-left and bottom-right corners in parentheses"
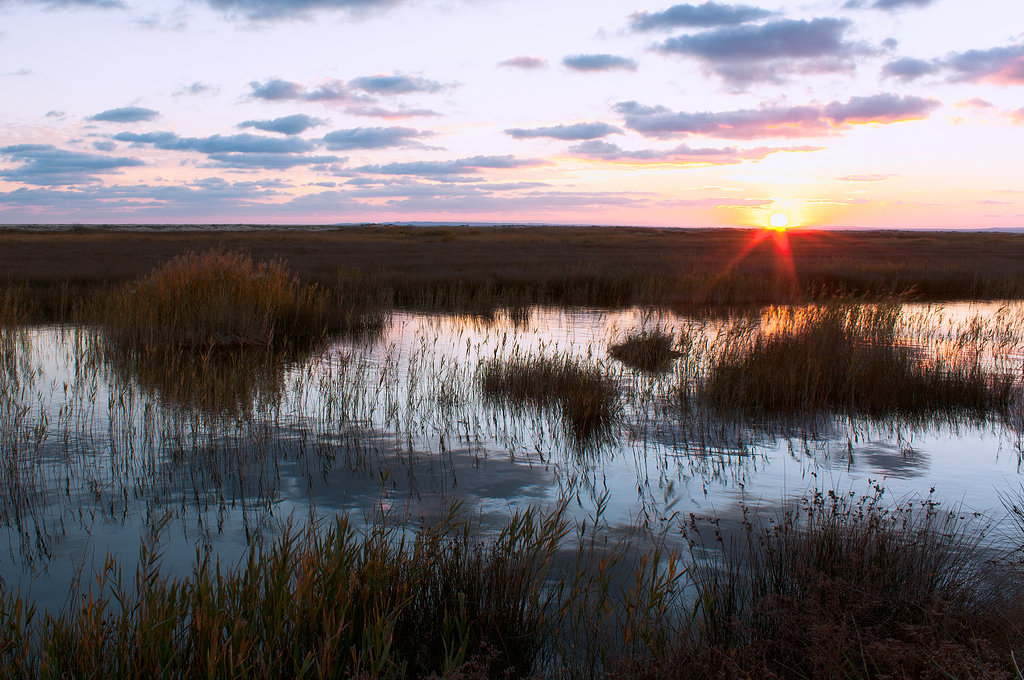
top-left (478, 354), bottom-right (619, 439)
top-left (618, 489), bottom-right (1024, 680)
top-left (701, 302), bottom-right (1014, 417)
top-left (608, 329), bottom-right (680, 373)
top-left (103, 250), bottom-right (348, 352)
top-left (5, 227), bottom-right (1024, 321)
top-left (0, 505), bottom-right (568, 679)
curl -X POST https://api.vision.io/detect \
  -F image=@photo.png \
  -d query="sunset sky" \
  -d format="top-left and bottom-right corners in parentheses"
top-left (1, 0), bottom-right (1022, 228)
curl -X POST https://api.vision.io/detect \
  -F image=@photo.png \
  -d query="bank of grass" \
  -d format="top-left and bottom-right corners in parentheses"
top-left (478, 354), bottom-right (619, 438)
top-left (7, 227), bottom-right (1024, 322)
top-left (0, 492), bottom-right (1020, 679)
top-left (622, 489), bottom-right (1024, 680)
top-left (701, 302), bottom-right (1015, 417)
top-left (103, 250), bottom-right (378, 353)
top-left (0, 506), bottom-right (569, 680)
top-left (608, 329), bottom-right (680, 373)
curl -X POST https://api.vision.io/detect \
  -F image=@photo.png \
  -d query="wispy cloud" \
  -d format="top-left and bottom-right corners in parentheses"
top-left (563, 54), bottom-right (638, 72)
top-left (359, 155), bottom-right (547, 176)
top-left (843, 0), bottom-right (935, 9)
top-left (114, 131), bottom-right (315, 154)
top-left (567, 139), bottom-right (820, 165)
top-left (174, 82), bottom-right (217, 96)
top-left (505, 122), bottom-right (622, 141)
top-left (946, 43), bottom-right (1024, 85)
top-left (630, 2), bottom-right (773, 31)
top-left (0, 144), bottom-right (144, 185)
top-left (204, 0), bottom-right (402, 21)
top-left (881, 57), bottom-right (939, 82)
top-left (238, 114), bottom-right (327, 135)
top-left (88, 106), bottom-right (159, 123)
top-left (656, 17), bottom-right (864, 85)
top-left (615, 93), bottom-right (939, 139)
top-left (322, 126), bottom-right (430, 150)
top-left (349, 74), bottom-right (447, 94)
top-left (499, 56), bottom-right (547, 69)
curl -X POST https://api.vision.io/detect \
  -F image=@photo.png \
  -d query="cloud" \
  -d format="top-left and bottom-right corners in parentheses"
top-left (881, 57), bottom-right (939, 82)
top-left (567, 139), bottom-right (819, 165)
top-left (345, 105), bottom-right (440, 119)
top-left (563, 54), bottom-right (638, 72)
top-left (88, 106), bottom-right (159, 123)
top-left (844, 0), bottom-right (935, 9)
top-left (322, 126), bottom-right (429, 150)
top-left (249, 78), bottom-right (308, 101)
top-left (837, 173), bottom-right (894, 181)
top-left (822, 93), bottom-right (940, 124)
top-left (0, 144), bottom-right (144, 185)
top-left (174, 81), bottom-right (217, 96)
top-left (203, 0), bottom-right (402, 20)
top-left (615, 93), bottom-right (939, 139)
top-left (349, 74), bottom-right (446, 94)
top-left (656, 17), bottom-right (862, 85)
top-left (304, 79), bottom-right (354, 101)
top-left (238, 113), bottom-right (326, 135)
top-left (945, 43), bottom-right (1024, 85)
top-left (92, 140), bottom-right (116, 151)
top-left (499, 56), bottom-right (547, 69)
top-left (13, 0), bottom-right (124, 7)
top-left (505, 122), bottom-right (622, 140)
top-left (45, 110), bottom-right (66, 119)
top-left (630, 3), bottom-right (772, 31)
top-left (114, 131), bottom-right (315, 154)
top-left (202, 153), bottom-right (344, 169)
top-left (359, 155), bottom-right (547, 176)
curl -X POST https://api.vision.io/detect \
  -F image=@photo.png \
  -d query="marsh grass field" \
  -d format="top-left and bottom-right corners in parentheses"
top-left (2, 226), bottom-right (1024, 678)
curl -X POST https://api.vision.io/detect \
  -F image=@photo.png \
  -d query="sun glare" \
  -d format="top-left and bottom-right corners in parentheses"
top-left (768, 212), bottom-right (790, 229)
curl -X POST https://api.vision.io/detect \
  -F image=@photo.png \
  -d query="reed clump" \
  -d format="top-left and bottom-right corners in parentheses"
top-left (608, 329), bottom-right (680, 373)
top-left (702, 302), bottom-right (1013, 416)
top-left (0, 506), bottom-right (568, 679)
top-left (620, 489), bottom-right (1024, 679)
top-left (104, 250), bottom-right (356, 353)
top-left (478, 354), bottom-right (618, 437)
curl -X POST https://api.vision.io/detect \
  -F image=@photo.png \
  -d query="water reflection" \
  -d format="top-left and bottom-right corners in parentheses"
top-left (0, 303), bottom-right (1022, 613)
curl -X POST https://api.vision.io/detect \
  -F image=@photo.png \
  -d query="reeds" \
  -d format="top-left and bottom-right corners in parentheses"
top-left (0, 505), bottom-right (568, 679)
top-left (701, 302), bottom-right (1014, 417)
top-left (622, 489), bottom-right (1024, 679)
top-left (478, 354), bottom-right (619, 438)
top-left (608, 329), bottom-right (680, 373)
top-left (103, 250), bottom-right (360, 353)
top-left (1, 492), bottom-right (1021, 679)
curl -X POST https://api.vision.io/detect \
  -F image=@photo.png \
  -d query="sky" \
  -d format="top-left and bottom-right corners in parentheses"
top-left (0, 0), bottom-right (1022, 228)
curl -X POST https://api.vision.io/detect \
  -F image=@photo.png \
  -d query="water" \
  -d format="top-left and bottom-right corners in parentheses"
top-left (1, 303), bottom-right (1022, 612)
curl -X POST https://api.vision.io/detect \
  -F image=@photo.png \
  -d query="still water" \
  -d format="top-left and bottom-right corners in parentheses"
top-left (1, 303), bottom-right (1022, 611)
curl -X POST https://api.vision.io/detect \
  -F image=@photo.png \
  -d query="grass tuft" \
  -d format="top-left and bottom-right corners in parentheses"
top-left (608, 329), bottom-right (680, 373)
top-left (103, 250), bottom-right (362, 353)
top-left (0, 505), bottom-right (568, 679)
top-left (701, 302), bottom-right (1014, 417)
top-left (478, 354), bottom-right (618, 439)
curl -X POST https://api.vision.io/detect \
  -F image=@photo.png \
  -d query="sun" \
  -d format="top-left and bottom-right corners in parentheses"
top-left (768, 212), bottom-right (790, 229)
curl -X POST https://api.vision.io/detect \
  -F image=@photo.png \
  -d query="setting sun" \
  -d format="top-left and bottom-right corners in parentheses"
top-left (768, 212), bottom-right (791, 229)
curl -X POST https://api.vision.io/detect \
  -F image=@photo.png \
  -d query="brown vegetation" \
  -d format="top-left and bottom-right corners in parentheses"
top-left (4, 226), bottom-right (1024, 321)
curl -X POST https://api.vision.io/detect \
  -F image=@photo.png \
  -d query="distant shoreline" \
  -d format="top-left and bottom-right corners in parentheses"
top-left (4, 226), bottom-right (1024, 317)
top-left (1, 223), bottom-right (1023, 233)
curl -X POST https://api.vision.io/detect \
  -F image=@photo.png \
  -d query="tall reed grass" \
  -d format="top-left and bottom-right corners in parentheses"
top-left (0, 505), bottom-right (568, 679)
top-left (1, 491), bottom-right (1020, 679)
top-left (103, 250), bottom-right (370, 353)
top-left (621, 489), bottom-right (1024, 679)
top-left (478, 354), bottom-right (619, 439)
top-left (608, 329), bottom-right (680, 373)
top-left (701, 302), bottom-right (1014, 417)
